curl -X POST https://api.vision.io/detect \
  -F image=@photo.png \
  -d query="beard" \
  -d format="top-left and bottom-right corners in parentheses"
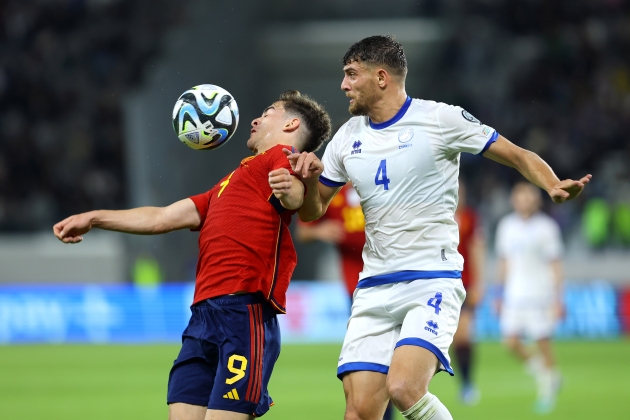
top-left (347, 88), bottom-right (379, 116)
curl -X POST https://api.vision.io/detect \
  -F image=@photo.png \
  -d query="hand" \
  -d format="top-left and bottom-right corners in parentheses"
top-left (314, 220), bottom-right (346, 243)
top-left (553, 300), bottom-right (566, 321)
top-left (269, 168), bottom-right (295, 198)
top-left (53, 213), bottom-right (93, 243)
top-left (282, 148), bottom-right (323, 186)
top-left (493, 297), bottom-right (502, 316)
top-left (549, 174), bottom-right (592, 203)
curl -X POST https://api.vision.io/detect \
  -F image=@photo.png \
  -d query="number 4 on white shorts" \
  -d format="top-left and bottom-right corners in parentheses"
top-left (427, 292), bottom-right (443, 315)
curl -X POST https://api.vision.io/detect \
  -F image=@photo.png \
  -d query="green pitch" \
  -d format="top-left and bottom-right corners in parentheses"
top-left (1, 340), bottom-right (629, 419)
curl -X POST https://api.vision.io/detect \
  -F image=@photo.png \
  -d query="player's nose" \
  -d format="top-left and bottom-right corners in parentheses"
top-left (251, 118), bottom-right (260, 128)
top-left (341, 76), bottom-right (350, 91)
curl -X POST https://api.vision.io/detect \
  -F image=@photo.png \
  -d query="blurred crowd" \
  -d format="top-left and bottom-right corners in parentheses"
top-left (0, 0), bottom-right (186, 231)
top-left (431, 0), bottom-right (630, 248)
top-left (1, 0), bottom-right (629, 250)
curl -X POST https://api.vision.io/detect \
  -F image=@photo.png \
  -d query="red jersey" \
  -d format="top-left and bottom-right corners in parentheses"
top-left (301, 184), bottom-right (365, 295)
top-left (456, 207), bottom-right (479, 290)
top-left (189, 144), bottom-right (299, 313)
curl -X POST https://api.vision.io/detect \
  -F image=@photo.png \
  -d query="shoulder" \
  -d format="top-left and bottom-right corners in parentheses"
top-left (535, 213), bottom-right (560, 230)
top-left (498, 213), bottom-right (518, 228)
top-left (332, 118), bottom-right (363, 141)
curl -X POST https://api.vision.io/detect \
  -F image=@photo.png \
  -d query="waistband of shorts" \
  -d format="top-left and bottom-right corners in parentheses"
top-left (356, 270), bottom-right (462, 288)
top-left (195, 292), bottom-right (267, 307)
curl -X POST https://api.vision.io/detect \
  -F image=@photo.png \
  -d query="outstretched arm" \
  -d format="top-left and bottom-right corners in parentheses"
top-left (53, 198), bottom-right (201, 244)
top-left (483, 135), bottom-right (591, 203)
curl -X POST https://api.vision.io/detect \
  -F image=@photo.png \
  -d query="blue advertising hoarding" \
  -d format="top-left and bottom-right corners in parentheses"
top-left (0, 281), bottom-right (621, 344)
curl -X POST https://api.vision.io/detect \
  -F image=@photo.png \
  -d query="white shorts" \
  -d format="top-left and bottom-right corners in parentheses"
top-left (337, 278), bottom-right (466, 379)
top-left (500, 305), bottom-right (556, 341)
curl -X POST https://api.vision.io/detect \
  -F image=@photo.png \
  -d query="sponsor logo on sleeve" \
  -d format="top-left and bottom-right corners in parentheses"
top-left (482, 126), bottom-right (492, 137)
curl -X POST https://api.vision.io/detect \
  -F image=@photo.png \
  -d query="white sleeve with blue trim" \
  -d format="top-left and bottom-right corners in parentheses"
top-left (320, 126), bottom-right (349, 187)
top-left (437, 104), bottom-right (498, 155)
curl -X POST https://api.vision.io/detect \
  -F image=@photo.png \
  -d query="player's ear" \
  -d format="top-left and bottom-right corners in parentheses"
top-left (283, 117), bottom-right (300, 133)
top-left (376, 68), bottom-right (388, 88)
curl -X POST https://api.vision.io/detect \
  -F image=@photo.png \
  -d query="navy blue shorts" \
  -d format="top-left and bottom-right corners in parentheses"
top-left (167, 293), bottom-right (280, 417)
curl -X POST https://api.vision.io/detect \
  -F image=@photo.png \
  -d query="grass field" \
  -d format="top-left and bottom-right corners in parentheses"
top-left (1, 341), bottom-right (629, 419)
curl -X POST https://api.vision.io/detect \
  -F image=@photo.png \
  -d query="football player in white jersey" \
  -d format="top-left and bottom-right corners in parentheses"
top-left (495, 182), bottom-right (564, 414)
top-left (278, 35), bottom-right (591, 420)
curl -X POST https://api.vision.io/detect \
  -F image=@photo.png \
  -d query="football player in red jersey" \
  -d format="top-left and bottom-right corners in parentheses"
top-left (452, 179), bottom-right (485, 405)
top-left (53, 90), bottom-right (331, 420)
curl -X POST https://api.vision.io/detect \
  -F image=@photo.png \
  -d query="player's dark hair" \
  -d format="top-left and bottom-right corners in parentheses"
top-left (279, 90), bottom-right (332, 153)
top-left (343, 35), bottom-right (408, 79)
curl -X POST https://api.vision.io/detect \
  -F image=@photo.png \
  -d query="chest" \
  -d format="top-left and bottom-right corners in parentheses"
top-left (342, 125), bottom-right (444, 202)
top-left (503, 222), bottom-right (547, 255)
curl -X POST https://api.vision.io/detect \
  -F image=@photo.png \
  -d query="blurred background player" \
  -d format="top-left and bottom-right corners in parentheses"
top-left (53, 91), bottom-right (331, 420)
top-left (495, 182), bottom-right (564, 414)
top-left (452, 179), bottom-right (485, 405)
top-left (295, 183), bottom-right (396, 420)
top-left (296, 183), bottom-right (365, 300)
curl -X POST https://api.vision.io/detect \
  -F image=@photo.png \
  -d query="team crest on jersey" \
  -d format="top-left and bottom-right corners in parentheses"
top-left (462, 110), bottom-right (482, 125)
top-left (351, 140), bottom-right (362, 155)
top-left (398, 127), bottom-right (414, 143)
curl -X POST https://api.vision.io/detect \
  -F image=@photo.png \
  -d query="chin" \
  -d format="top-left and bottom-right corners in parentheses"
top-left (349, 102), bottom-right (368, 116)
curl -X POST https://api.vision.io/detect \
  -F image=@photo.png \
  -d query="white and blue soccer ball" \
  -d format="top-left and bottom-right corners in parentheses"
top-left (172, 84), bottom-right (239, 150)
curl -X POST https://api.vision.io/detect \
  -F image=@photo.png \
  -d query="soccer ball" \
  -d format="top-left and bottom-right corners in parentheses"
top-left (172, 84), bottom-right (239, 150)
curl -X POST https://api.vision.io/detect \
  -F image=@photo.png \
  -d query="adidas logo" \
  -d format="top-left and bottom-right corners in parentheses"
top-left (223, 388), bottom-right (240, 400)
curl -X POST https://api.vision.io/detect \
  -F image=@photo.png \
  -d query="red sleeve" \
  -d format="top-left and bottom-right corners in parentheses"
top-left (269, 145), bottom-right (297, 175)
top-left (270, 145), bottom-right (305, 193)
top-left (189, 189), bottom-right (213, 231)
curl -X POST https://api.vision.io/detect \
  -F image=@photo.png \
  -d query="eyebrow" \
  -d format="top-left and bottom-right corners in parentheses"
top-left (263, 105), bottom-right (275, 114)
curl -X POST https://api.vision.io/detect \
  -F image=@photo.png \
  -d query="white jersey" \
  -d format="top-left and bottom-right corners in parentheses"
top-left (321, 97), bottom-right (497, 288)
top-left (495, 212), bottom-right (563, 306)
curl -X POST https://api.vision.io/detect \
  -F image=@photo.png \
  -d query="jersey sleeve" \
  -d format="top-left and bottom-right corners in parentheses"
top-left (270, 145), bottom-right (298, 176)
top-left (437, 104), bottom-right (499, 155)
top-left (189, 189), bottom-right (214, 231)
top-left (541, 219), bottom-right (564, 261)
top-left (320, 128), bottom-right (349, 187)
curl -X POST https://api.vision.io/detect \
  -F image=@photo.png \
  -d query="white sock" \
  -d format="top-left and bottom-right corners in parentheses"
top-left (401, 392), bottom-right (453, 420)
top-left (536, 367), bottom-right (561, 401)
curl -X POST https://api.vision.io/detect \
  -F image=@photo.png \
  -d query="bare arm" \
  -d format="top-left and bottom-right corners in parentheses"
top-left (483, 135), bottom-right (591, 203)
top-left (53, 198), bottom-right (201, 244)
top-left (268, 168), bottom-right (305, 210)
top-left (468, 231), bottom-right (485, 307)
top-left (551, 259), bottom-right (564, 318)
top-left (295, 220), bottom-right (346, 244)
top-left (281, 148), bottom-right (343, 221)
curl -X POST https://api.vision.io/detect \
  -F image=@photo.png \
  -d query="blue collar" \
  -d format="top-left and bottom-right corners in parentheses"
top-left (369, 96), bottom-right (412, 130)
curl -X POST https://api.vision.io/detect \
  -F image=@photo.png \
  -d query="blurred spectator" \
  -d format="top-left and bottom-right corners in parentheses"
top-left (0, 0), bottom-right (188, 231)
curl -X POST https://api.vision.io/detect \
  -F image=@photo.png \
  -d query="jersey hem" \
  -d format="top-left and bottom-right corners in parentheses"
top-left (356, 270), bottom-right (462, 288)
top-left (395, 338), bottom-right (455, 376)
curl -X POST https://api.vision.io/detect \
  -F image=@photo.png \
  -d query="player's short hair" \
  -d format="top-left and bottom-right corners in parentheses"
top-left (343, 35), bottom-right (408, 79)
top-left (279, 90), bottom-right (332, 153)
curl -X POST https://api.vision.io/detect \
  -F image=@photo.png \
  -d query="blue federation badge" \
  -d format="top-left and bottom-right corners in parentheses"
top-left (398, 127), bottom-right (414, 143)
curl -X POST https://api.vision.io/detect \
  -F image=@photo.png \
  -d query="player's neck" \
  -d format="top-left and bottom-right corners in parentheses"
top-left (517, 210), bottom-right (536, 219)
top-left (255, 138), bottom-right (297, 155)
top-left (368, 90), bottom-right (408, 123)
